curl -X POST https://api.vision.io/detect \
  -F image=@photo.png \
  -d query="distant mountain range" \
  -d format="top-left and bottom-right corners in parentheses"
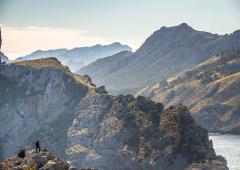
top-left (16, 42), bottom-right (132, 71)
top-left (77, 23), bottom-right (240, 95)
top-left (137, 48), bottom-right (240, 134)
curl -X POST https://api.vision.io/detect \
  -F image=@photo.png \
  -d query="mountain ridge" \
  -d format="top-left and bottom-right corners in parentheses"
top-left (16, 42), bottom-right (132, 71)
top-left (77, 23), bottom-right (240, 95)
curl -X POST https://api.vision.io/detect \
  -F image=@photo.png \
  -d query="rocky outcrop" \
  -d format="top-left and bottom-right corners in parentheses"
top-left (0, 51), bottom-right (8, 63)
top-left (67, 94), bottom-right (227, 169)
top-left (0, 58), bottom-right (93, 159)
top-left (137, 48), bottom-right (240, 134)
top-left (0, 150), bottom-right (70, 170)
top-left (0, 28), bottom-right (9, 63)
top-left (78, 23), bottom-right (240, 94)
top-left (185, 156), bottom-right (228, 170)
top-left (0, 27), bottom-right (2, 50)
top-left (0, 58), bottom-right (228, 169)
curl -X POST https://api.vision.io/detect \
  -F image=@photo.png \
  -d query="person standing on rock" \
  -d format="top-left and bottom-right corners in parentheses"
top-left (35, 140), bottom-right (41, 152)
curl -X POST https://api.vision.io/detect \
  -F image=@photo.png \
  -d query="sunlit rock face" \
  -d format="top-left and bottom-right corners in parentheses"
top-left (138, 48), bottom-right (240, 134)
top-left (0, 27), bottom-right (2, 50)
top-left (67, 95), bottom-right (226, 170)
top-left (0, 58), bottom-right (90, 159)
top-left (0, 28), bottom-right (9, 62)
top-left (0, 58), bottom-right (228, 169)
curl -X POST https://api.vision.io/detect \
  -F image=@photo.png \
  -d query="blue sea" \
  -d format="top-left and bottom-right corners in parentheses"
top-left (209, 134), bottom-right (240, 170)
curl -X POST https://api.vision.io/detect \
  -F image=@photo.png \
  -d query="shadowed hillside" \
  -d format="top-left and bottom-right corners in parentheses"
top-left (16, 42), bottom-right (132, 71)
top-left (78, 23), bottom-right (240, 95)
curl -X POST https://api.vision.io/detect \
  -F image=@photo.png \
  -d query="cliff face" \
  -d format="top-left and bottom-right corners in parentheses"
top-left (0, 58), bottom-right (228, 169)
top-left (67, 97), bottom-right (225, 170)
top-left (0, 28), bottom-right (9, 62)
top-left (137, 48), bottom-right (240, 134)
top-left (0, 27), bottom-right (2, 50)
top-left (0, 150), bottom-right (70, 170)
top-left (0, 58), bottom-right (92, 159)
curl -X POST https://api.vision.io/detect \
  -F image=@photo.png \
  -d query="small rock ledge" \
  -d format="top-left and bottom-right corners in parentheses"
top-left (0, 149), bottom-right (97, 170)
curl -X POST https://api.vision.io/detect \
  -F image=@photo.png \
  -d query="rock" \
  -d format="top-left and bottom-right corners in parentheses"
top-left (67, 94), bottom-right (227, 169)
top-left (138, 48), bottom-right (240, 134)
top-left (1, 150), bottom-right (70, 170)
top-left (0, 27), bottom-right (2, 50)
top-left (185, 156), bottom-right (228, 170)
top-left (95, 86), bottom-right (107, 94)
top-left (17, 149), bottom-right (25, 158)
top-left (0, 28), bottom-right (9, 63)
top-left (69, 166), bottom-right (78, 170)
top-left (0, 59), bottom-right (90, 159)
top-left (13, 157), bottom-right (23, 166)
top-left (0, 58), bottom-right (228, 169)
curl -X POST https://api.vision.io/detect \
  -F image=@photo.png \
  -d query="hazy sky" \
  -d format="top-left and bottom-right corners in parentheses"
top-left (0, 0), bottom-right (240, 59)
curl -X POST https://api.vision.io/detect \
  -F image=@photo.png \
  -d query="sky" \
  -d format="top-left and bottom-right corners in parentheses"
top-left (0, 0), bottom-right (240, 60)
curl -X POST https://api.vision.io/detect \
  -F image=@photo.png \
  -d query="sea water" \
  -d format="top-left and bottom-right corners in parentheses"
top-left (209, 133), bottom-right (240, 170)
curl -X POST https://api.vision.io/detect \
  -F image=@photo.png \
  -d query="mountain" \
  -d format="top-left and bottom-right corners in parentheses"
top-left (0, 58), bottom-right (227, 169)
top-left (16, 42), bottom-right (132, 71)
top-left (0, 51), bottom-right (9, 63)
top-left (0, 28), bottom-right (9, 63)
top-left (77, 23), bottom-right (240, 95)
top-left (137, 48), bottom-right (240, 134)
top-left (78, 51), bottom-right (133, 89)
top-left (0, 27), bottom-right (2, 50)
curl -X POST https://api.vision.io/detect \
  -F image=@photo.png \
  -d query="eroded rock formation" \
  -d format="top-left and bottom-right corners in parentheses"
top-left (0, 58), bottom-right (228, 169)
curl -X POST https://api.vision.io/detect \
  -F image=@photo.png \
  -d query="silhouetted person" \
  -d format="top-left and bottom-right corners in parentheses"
top-left (35, 140), bottom-right (41, 152)
top-left (17, 149), bottom-right (25, 158)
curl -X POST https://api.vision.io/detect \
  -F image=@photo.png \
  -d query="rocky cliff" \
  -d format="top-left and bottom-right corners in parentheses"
top-left (0, 58), bottom-right (93, 159)
top-left (0, 150), bottom-right (70, 170)
top-left (137, 48), bottom-right (240, 134)
top-left (0, 27), bottom-right (2, 50)
top-left (0, 28), bottom-right (9, 63)
top-left (0, 58), bottom-right (228, 169)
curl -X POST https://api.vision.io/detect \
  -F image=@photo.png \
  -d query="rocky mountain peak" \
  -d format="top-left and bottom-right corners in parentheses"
top-left (177, 23), bottom-right (193, 30)
top-left (0, 27), bottom-right (2, 50)
top-left (0, 28), bottom-right (9, 63)
top-left (14, 57), bottom-right (69, 71)
top-left (157, 23), bottom-right (194, 34)
top-left (160, 105), bottom-right (216, 162)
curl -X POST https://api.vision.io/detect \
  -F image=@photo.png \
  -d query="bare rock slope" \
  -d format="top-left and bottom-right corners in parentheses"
top-left (137, 48), bottom-right (240, 134)
top-left (0, 58), bottom-right (228, 169)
